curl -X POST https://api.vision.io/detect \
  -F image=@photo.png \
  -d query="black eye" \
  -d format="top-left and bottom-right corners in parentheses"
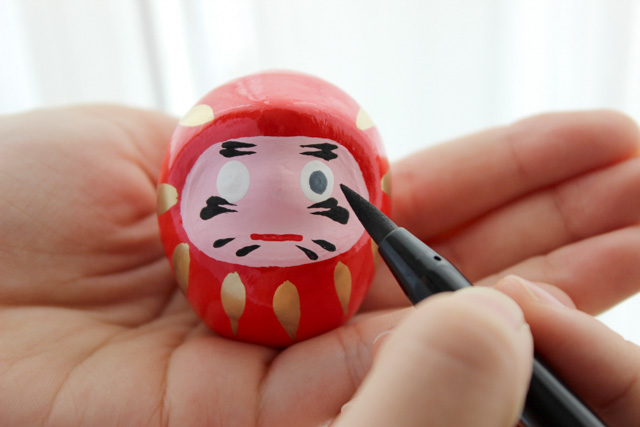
top-left (309, 170), bottom-right (328, 194)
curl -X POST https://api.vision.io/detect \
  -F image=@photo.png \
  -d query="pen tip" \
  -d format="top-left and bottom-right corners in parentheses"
top-left (340, 184), bottom-right (396, 243)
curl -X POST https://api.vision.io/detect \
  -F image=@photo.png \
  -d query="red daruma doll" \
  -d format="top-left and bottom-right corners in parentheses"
top-left (157, 71), bottom-right (391, 347)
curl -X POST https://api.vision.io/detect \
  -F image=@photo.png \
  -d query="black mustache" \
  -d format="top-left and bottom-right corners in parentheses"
top-left (296, 245), bottom-right (318, 260)
top-left (200, 196), bottom-right (237, 220)
top-left (213, 238), bottom-right (235, 248)
top-left (312, 239), bottom-right (336, 252)
top-left (236, 245), bottom-right (260, 257)
top-left (308, 198), bottom-right (349, 224)
top-left (214, 237), bottom-right (334, 261)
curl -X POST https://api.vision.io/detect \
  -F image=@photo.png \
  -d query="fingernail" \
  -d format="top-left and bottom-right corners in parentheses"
top-left (505, 275), bottom-right (566, 308)
top-left (457, 287), bottom-right (525, 331)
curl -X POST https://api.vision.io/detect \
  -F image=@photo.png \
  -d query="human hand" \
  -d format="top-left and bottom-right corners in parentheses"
top-left (0, 107), bottom-right (638, 426)
top-left (349, 110), bottom-right (640, 426)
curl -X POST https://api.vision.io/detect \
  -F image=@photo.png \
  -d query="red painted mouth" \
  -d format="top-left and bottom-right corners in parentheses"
top-left (250, 233), bottom-right (304, 242)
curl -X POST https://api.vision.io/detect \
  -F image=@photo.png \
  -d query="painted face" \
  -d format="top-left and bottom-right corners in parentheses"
top-left (181, 136), bottom-right (369, 267)
top-left (157, 71), bottom-right (391, 347)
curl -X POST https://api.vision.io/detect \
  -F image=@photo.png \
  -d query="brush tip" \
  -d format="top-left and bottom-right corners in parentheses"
top-left (340, 184), bottom-right (396, 243)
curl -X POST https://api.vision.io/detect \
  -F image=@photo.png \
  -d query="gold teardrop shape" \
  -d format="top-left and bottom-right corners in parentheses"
top-left (172, 243), bottom-right (190, 293)
top-left (381, 170), bottom-right (391, 196)
top-left (221, 272), bottom-right (246, 336)
top-left (157, 183), bottom-right (178, 215)
top-left (273, 281), bottom-right (301, 341)
top-left (356, 108), bottom-right (374, 130)
top-left (179, 104), bottom-right (214, 127)
top-left (334, 262), bottom-right (352, 315)
top-left (371, 238), bottom-right (380, 265)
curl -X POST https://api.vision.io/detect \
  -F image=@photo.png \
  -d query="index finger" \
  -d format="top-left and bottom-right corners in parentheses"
top-left (392, 110), bottom-right (639, 240)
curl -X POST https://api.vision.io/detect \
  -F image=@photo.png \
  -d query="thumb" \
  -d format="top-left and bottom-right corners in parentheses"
top-left (334, 287), bottom-right (533, 427)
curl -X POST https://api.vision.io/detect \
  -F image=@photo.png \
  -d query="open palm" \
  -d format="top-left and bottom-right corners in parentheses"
top-left (1, 106), bottom-right (638, 426)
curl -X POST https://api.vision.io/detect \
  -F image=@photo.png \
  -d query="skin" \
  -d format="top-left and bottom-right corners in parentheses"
top-left (0, 106), bottom-right (638, 426)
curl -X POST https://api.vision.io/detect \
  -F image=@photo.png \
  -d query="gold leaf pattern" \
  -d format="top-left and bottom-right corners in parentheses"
top-left (381, 170), bottom-right (391, 196)
top-left (157, 183), bottom-right (178, 215)
top-left (371, 238), bottom-right (380, 265)
top-left (179, 104), bottom-right (214, 127)
top-left (334, 262), bottom-right (352, 315)
top-left (273, 281), bottom-right (301, 341)
top-left (221, 272), bottom-right (246, 336)
top-left (172, 243), bottom-right (190, 293)
top-left (356, 108), bottom-right (374, 130)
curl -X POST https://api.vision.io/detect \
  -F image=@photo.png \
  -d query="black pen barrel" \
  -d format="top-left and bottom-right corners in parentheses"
top-left (520, 357), bottom-right (605, 427)
top-left (378, 228), bottom-right (470, 302)
top-left (377, 227), bottom-right (606, 427)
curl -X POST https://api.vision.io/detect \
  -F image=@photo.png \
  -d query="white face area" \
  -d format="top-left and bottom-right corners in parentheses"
top-left (180, 136), bottom-right (369, 267)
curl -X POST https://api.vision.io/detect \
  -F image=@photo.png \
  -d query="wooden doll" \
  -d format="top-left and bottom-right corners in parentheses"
top-left (157, 71), bottom-right (391, 346)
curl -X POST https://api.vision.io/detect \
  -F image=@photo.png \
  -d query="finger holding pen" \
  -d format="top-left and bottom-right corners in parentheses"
top-left (334, 287), bottom-right (533, 427)
top-left (496, 275), bottom-right (640, 426)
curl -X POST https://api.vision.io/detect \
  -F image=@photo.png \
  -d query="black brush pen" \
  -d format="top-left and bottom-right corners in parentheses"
top-left (340, 184), bottom-right (606, 427)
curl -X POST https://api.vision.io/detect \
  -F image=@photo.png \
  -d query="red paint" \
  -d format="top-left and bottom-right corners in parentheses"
top-left (158, 71), bottom-right (391, 347)
top-left (250, 233), bottom-right (303, 242)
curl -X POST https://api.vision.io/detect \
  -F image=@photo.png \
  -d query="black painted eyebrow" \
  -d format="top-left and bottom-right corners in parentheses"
top-left (300, 143), bottom-right (338, 161)
top-left (220, 141), bottom-right (256, 157)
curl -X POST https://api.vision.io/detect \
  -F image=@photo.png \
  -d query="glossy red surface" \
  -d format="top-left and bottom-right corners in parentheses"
top-left (158, 71), bottom-right (391, 347)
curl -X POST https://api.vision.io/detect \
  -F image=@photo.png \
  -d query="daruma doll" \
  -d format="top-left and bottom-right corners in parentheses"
top-left (157, 71), bottom-right (391, 347)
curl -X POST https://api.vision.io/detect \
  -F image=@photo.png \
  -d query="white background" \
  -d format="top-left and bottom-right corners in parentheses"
top-left (1, 0), bottom-right (638, 344)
